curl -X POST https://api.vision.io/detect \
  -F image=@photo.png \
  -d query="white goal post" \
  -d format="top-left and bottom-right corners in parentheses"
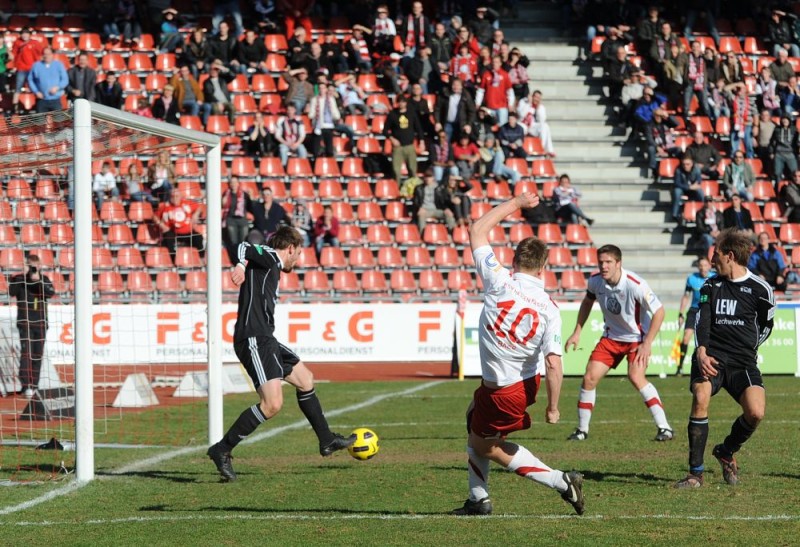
top-left (72, 99), bottom-right (222, 481)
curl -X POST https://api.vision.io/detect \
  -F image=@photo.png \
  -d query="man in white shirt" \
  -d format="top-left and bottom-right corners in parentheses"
top-left (452, 193), bottom-right (585, 517)
top-left (517, 90), bottom-right (555, 157)
top-left (92, 161), bottom-right (119, 210)
top-left (565, 245), bottom-right (673, 442)
top-left (275, 103), bottom-right (308, 166)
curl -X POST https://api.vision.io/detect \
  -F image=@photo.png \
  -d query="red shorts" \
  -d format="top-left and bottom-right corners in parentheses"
top-left (469, 376), bottom-right (541, 439)
top-left (590, 337), bottom-right (640, 368)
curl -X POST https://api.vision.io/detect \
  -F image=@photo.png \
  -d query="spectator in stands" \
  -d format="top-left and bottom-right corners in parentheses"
top-left (619, 69), bottom-right (657, 128)
top-left (432, 128), bottom-right (458, 183)
top-left (371, 4), bottom-right (397, 56)
top-left (754, 109), bottom-right (777, 173)
top-left (769, 114), bottom-right (798, 184)
top-left (203, 59), bottom-right (235, 124)
top-left (151, 83), bottom-right (179, 124)
top-left (252, 187), bottom-right (287, 237)
top-left (748, 231), bottom-right (790, 291)
top-left (722, 151), bottom-right (755, 202)
top-left (600, 27), bottom-right (633, 73)
top-left (707, 77), bottom-right (731, 125)
top-left (253, 0), bottom-right (279, 34)
top-left (553, 173), bottom-right (593, 226)
top-left (183, 28), bottom-right (211, 79)
top-left (67, 53), bottom-right (96, 103)
top-left (159, 7), bottom-right (183, 53)
top-left (441, 174), bottom-right (473, 227)
top-left (346, 25), bottom-right (373, 72)
top-left (245, 111), bottom-right (275, 158)
top-left (507, 49), bottom-right (530, 102)
top-left (95, 0), bottom-right (119, 42)
top-left (767, 9), bottom-right (800, 58)
top-left (769, 48), bottom-right (794, 88)
top-left (93, 161), bottom-right (119, 210)
top-left (238, 29), bottom-right (269, 74)
top-left (413, 173), bottom-right (456, 232)
top-left (780, 170), bottom-right (800, 222)
top-left (480, 135), bottom-right (521, 185)
top-left (313, 205), bottom-right (340, 258)
top-left (447, 15), bottom-right (464, 41)
top-left (694, 197), bottom-right (722, 256)
top-left (756, 67), bottom-right (781, 116)
top-left (291, 200), bottom-right (312, 247)
top-left (476, 55), bottom-right (514, 126)
top-left (632, 87), bottom-right (666, 137)
top-left (686, 130), bottom-right (721, 179)
top-left (662, 42), bottom-right (685, 109)
top-left (636, 5), bottom-right (663, 62)
top-left (430, 22), bottom-right (453, 71)
top-left (647, 108), bottom-right (680, 181)
top-left (684, 0), bottom-right (720, 46)
top-left (404, 46), bottom-right (440, 94)
top-left (95, 71), bottom-right (122, 109)
top-left (703, 47), bottom-right (721, 88)
top-left (607, 46), bottom-right (636, 106)
top-left (469, 6), bottom-right (498, 48)
top-left (518, 89), bottom-right (556, 157)
top-left (489, 29), bottom-right (507, 57)
top-left (435, 78), bottom-right (476, 143)
top-left (335, 73), bottom-right (369, 115)
top-left (782, 75), bottom-right (800, 116)
top-left (379, 52), bottom-right (406, 95)
top-left (720, 53), bottom-right (744, 87)
top-left (474, 106), bottom-right (497, 144)
top-left (222, 176), bottom-right (253, 263)
top-left (730, 83), bottom-right (754, 159)
top-left (125, 162), bottom-right (157, 205)
top-left (212, 0), bottom-right (244, 38)
top-left (280, 0), bottom-right (313, 40)
top-left (453, 132), bottom-right (481, 180)
top-left (649, 21), bottom-right (679, 85)
top-left (283, 67), bottom-right (314, 112)
top-left (10, 27), bottom-right (43, 114)
top-left (287, 27), bottom-right (311, 69)
top-left (497, 112), bottom-right (526, 159)
top-left (209, 21), bottom-right (239, 72)
top-left (132, 97), bottom-right (154, 118)
top-left (681, 41), bottom-right (708, 119)
top-left (384, 95), bottom-right (423, 183)
top-left (9, 254), bottom-right (54, 396)
top-left (170, 65), bottom-right (204, 117)
top-left (308, 82), bottom-right (341, 158)
top-left (306, 42), bottom-right (328, 77)
top-left (320, 31), bottom-right (348, 75)
top-left (158, 189), bottom-right (204, 258)
top-left (0, 36), bottom-right (7, 94)
top-left (672, 156), bottom-right (705, 223)
top-left (723, 194), bottom-right (755, 235)
top-left (115, 0), bottom-right (141, 45)
top-left (28, 47), bottom-right (68, 113)
top-left (148, 150), bottom-right (175, 202)
top-left (449, 43), bottom-right (478, 92)
top-left (402, 1), bottom-right (431, 58)
top-left (276, 103), bottom-right (308, 166)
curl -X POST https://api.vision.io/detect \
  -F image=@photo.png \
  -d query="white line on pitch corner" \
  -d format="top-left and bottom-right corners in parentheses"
top-left (0, 381), bottom-right (445, 516)
top-left (5, 512), bottom-right (800, 527)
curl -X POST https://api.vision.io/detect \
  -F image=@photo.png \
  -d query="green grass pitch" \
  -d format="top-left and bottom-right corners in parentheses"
top-left (1, 376), bottom-right (798, 546)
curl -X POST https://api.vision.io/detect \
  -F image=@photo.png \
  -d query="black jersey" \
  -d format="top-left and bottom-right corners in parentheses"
top-left (233, 242), bottom-right (283, 342)
top-left (695, 271), bottom-right (775, 369)
top-left (9, 272), bottom-right (55, 329)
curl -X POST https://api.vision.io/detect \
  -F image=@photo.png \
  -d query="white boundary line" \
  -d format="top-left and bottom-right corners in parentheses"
top-left (0, 381), bottom-right (445, 516)
top-left (5, 513), bottom-right (800, 527)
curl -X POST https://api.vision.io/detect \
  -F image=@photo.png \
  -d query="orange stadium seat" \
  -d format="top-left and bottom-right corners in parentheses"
top-left (419, 270), bottom-right (446, 293)
top-left (762, 202), bottom-right (783, 222)
top-left (156, 271), bottom-right (182, 295)
top-left (377, 246), bottom-right (404, 268)
top-left (390, 270), bottom-right (417, 293)
top-left (278, 271), bottom-right (301, 294)
top-left (406, 246), bottom-right (432, 269)
top-left (366, 224), bottom-right (393, 246)
top-left (78, 33), bottom-right (102, 52)
top-left (20, 224), bottom-right (46, 245)
top-left (296, 247), bottom-right (319, 269)
top-left (548, 247), bottom-right (574, 269)
top-left (348, 247), bottom-right (375, 269)
top-left (290, 179), bottom-right (315, 200)
top-left (320, 247), bottom-right (347, 269)
top-left (15, 200), bottom-right (40, 223)
top-left (537, 223), bottom-right (563, 244)
top-left (251, 74), bottom-right (277, 93)
top-left (265, 34), bottom-right (288, 52)
top-left (97, 271), bottom-right (125, 298)
top-left (0, 248), bottom-right (25, 272)
top-left (338, 224), bottom-right (363, 245)
top-left (116, 247), bottom-right (145, 270)
top-left (318, 179), bottom-right (344, 199)
top-left (333, 270), bottom-right (360, 294)
top-left (361, 271), bottom-right (388, 293)
top-left (175, 247), bottom-right (203, 269)
top-left (92, 247), bottom-right (115, 270)
top-left (375, 179), bottom-right (400, 201)
top-left (542, 270), bottom-right (559, 292)
top-left (779, 223), bottom-right (800, 245)
top-left (434, 246), bottom-right (461, 269)
top-left (754, 223), bottom-right (778, 243)
top-left (752, 181), bottom-right (777, 202)
top-left (423, 223), bottom-right (451, 245)
top-left (145, 246), bottom-right (173, 269)
top-left (395, 224), bottom-right (422, 245)
top-left (347, 179), bottom-right (373, 201)
top-left (447, 270), bottom-right (475, 292)
top-left (561, 270), bottom-right (588, 292)
top-left (304, 271), bottom-right (331, 293)
top-left (566, 224), bottom-right (592, 245)
top-left (107, 224), bottom-right (135, 246)
top-left (356, 202), bottom-right (384, 223)
top-left (509, 223), bottom-right (534, 243)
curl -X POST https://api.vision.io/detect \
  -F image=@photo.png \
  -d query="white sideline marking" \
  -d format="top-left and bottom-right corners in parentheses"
top-left (0, 381), bottom-right (445, 516)
top-left (5, 513), bottom-right (799, 527)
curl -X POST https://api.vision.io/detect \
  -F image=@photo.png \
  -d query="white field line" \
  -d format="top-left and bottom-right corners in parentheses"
top-left (5, 513), bottom-right (800, 527)
top-left (0, 381), bottom-right (445, 516)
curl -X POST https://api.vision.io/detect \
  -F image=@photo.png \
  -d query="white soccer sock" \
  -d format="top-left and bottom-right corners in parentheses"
top-left (466, 446), bottom-right (490, 501)
top-left (640, 383), bottom-right (670, 430)
top-left (577, 388), bottom-right (596, 433)
top-left (505, 443), bottom-right (567, 492)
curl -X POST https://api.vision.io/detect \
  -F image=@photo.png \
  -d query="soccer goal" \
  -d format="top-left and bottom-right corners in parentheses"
top-left (0, 99), bottom-right (223, 483)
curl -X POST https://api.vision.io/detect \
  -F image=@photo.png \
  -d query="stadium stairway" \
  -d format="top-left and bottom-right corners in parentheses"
top-left (512, 1), bottom-right (692, 303)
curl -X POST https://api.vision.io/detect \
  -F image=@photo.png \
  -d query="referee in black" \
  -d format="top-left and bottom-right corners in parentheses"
top-left (675, 229), bottom-right (776, 488)
top-left (207, 226), bottom-right (355, 482)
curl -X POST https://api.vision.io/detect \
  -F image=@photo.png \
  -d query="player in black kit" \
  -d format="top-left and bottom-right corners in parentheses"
top-left (674, 229), bottom-right (775, 488)
top-left (207, 226), bottom-right (355, 482)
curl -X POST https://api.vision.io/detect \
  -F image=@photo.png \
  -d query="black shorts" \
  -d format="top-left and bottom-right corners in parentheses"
top-left (234, 336), bottom-right (301, 390)
top-left (689, 353), bottom-right (764, 402)
top-left (684, 308), bottom-right (699, 331)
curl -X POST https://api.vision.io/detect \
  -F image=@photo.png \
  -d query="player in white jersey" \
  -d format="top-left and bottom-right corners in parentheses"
top-left (565, 245), bottom-right (673, 442)
top-left (451, 193), bottom-right (585, 517)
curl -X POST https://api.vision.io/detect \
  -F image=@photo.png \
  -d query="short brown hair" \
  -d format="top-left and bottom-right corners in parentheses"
top-left (716, 228), bottom-right (753, 266)
top-left (514, 237), bottom-right (548, 272)
top-left (597, 244), bottom-right (622, 262)
top-left (268, 226), bottom-right (303, 250)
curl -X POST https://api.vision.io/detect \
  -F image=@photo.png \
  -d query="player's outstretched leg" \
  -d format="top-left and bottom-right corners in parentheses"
top-left (451, 445), bottom-right (493, 515)
top-left (674, 416), bottom-right (708, 488)
top-left (208, 403), bottom-right (270, 482)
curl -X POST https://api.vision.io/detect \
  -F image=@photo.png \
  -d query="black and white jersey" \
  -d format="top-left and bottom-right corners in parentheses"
top-left (695, 271), bottom-right (775, 369)
top-left (233, 242), bottom-right (283, 342)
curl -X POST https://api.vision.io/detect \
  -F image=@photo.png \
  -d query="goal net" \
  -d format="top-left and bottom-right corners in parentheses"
top-left (0, 100), bottom-right (223, 483)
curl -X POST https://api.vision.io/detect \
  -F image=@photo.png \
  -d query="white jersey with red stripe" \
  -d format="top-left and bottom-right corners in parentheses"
top-left (587, 268), bottom-right (663, 343)
top-left (473, 245), bottom-right (563, 386)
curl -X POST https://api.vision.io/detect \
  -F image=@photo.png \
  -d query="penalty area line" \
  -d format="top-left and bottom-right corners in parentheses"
top-left (5, 512), bottom-right (800, 527)
top-left (0, 380), bottom-right (445, 516)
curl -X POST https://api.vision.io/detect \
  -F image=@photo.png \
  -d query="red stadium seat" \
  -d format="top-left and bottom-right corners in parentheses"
top-left (347, 179), bottom-right (373, 201)
top-left (49, 223), bottom-right (74, 245)
top-left (332, 270), bottom-right (360, 294)
top-left (361, 271), bottom-right (388, 293)
top-left (145, 247), bottom-right (173, 269)
top-left (419, 270), bottom-right (446, 293)
top-left (377, 246), bottom-right (404, 268)
top-left (405, 246), bottom-right (432, 268)
top-left (486, 180), bottom-right (512, 200)
top-left (509, 223), bottom-right (534, 243)
top-left (537, 223), bottom-right (563, 244)
top-left (754, 223), bottom-right (778, 243)
top-left (762, 201), bottom-right (783, 222)
top-left (0, 249), bottom-right (25, 272)
top-left (233, 94), bottom-right (258, 113)
top-left (78, 33), bottom-right (103, 52)
top-left (265, 54), bottom-right (287, 72)
top-left (565, 224), bottom-right (592, 245)
top-left (395, 224), bottom-right (422, 245)
top-left (375, 180), bottom-right (401, 201)
top-left (303, 271), bottom-right (331, 293)
top-left (561, 270), bottom-right (588, 292)
top-left (447, 270), bottom-right (475, 292)
top-left (683, 201), bottom-right (703, 225)
top-left (348, 247), bottom-right (375, 269)
top-left (548, 247), bottom-right (574, 269)
top-left (423, 223), bottom-right (450, 245)
top-left (102, 53), bottom-right (126, 72)
top-left (779, 223), bottom-right (800, 245)
top-left (366, 225), bottom-right (393, 246)
top-left (290, 179), bottom-right (315, 200)
top-left (251, 74), bottom-right (277, 93)
top-left (20, 224), bottom-right (46, 245)
top-left (434, 246), bottom-right (461, 269)
top-left (390, 270), bottom-right (417, 293)
top-left (320, 247), bottom-right (347, 269)
top-left (145, 73), bottom-right (168, 92)
top-left (15, 200), bottom-right (40, 223)
top-left (155, 53), bottom-right (176, 72)
top-left (98, 271), bottom-right (125, 297)
top-left (265, 34), bottom-right (288, 52)
top-left (260, 157), bottom-right (286, 178)
top-left (175, 247), bottom-right (203, 269)
top-left (107, 224), bottom-right (134, 246)
top-left (296, 247), bottom-right (319, 269)
top-left (356, 202), bottom-right (384, 223)
top-left (156, 271), bottom-right (182, 295)
top-left (116, 247), bottom-right (145, 271)
top-left (576, 247), bottom-right (598, 269)
top-left (338, 224), bottom-right (363, 245)
top-left (752, 181), bottom-right (776, 202)
top-left (318, 179), bottom-right (344, 200)
top-left (278, 271), bottom-right (301, 294)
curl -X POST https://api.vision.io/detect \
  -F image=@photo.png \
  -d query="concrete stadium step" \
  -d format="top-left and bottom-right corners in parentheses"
top-left (533, 64), bottom-right (605, 79)
top-left (520, 44), bottom-right (580, 63)
top-left (553, 166), bottom-right (642, 180)
top-left (554, 144), bottom-right (638, 161)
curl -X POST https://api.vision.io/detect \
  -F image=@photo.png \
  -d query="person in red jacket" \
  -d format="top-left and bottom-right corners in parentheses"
top-left (313, 205), bottom-right (339, 258)
top-left (476, 55), bottom-right (514, 126)
top-left (10, 27), bottom-right (44, 113)
top-left (157, 189), bottom-right (204, 258)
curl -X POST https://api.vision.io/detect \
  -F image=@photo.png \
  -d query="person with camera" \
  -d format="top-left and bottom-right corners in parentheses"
top-left (8, 255), bottom-right (54, 397)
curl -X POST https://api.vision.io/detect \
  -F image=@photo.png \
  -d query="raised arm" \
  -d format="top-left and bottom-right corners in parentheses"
top-left (469, 193), bottom-right (539, 251)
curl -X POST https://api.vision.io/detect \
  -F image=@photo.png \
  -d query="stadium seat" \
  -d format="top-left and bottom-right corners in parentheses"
top-left (184, 271), bottom-right (208, 296)
top-left (318, 179), bottom-right (344, 200)
top-left (754, 223), bottom-right (778, 243)
top-left (447, 270), bottom-right (474, 292)
top-left (406, 246), bottom-right (433, 269)
top-left (97, 271), bottom-right (125, 297)
top-left (156, 271), bottom-right (182, 295)
top-left (486, 180), bottom-right (512, 200)
top-left (0, 201), bottom-right (12, 223)
top-left (470, 202), bottom-right (491, 220)
top-left (92, 247), bottom-right (115, 271)
top-left (537, 223), bottom-right (563, 244)
top-left (434, 246), bottom-right (461, 269)
top-left (136, 224), bottom-right (160, 246)
top-left (15, 200), bottom-right (40, 223)
top-left (752, 181), bottom-right (777, 202)
top-left (78, 33), bottom-right (102, 52)
top-left (779, 223), bottom-right (800, 245)
top-left (504, 158), bottom-right (530, 178)
top-left (230, 157), bottom-right (258, 179)
top-left (251, 74), bottom-right (277, 93)
top-left (342, 158), bottom-right (368, 180)
top-left (0, 248), bottom-right (25, 272)
top-left (290, 179), bottom-right (315, 200)
top-left (390, 270), bottom-right (417, 293)
top-left (278, 271), bottom-right (301, 294)
top-left (303, 270), bottom-right (331, 293)
top-left (296, 247), bottom-right (319, 269)
top-left (102, 53), bottom-right (126, 72)
top-left (264, 33), bottom-right (288, 52)
top-left (259, 94), bottom-right (283, 114)
top-left (395, 224), bottom-right (422, 245)
top-left (287, 157), bottom-right (313, 178)
top-left (566, 224), bottom-right (592, 246)
top-left (419, 270), bottom-right (446, 293)
top-left (260, 157), bottom-right (286, 178)
top-left (741, 201), bottom-right (764, 222)
top-left (348, 248), bottom-right (375, 269)
top-left (792, 246), bottom-right (800, 267)
top-left (314, 157), bottom-right (341, 179)
top-left (116, 247), bottom-right (145, 271)
top-left (423, 223), bottom-right (450, 245)
top-left (374, 179), bottom-right (400, 201)
top-left (52, 34), bottom-right (77, 51)
top-left (522, 136), bottom-right (545, 157)
top-left (376, 246), bottom-right (403, 269)
top-left (576, 247), bottom-right (598, 270)
top-left (175, 247), bottom-right (203, 270)
top-left (356, 202), bottom-right (384, 223)
top-left (333, 270), bottom-right (360, 294)
top-left (509, 223), bottom-right (534, 243)
top-left (494, 246), bottom-right (514, 267)
top-left (233, 94), bottom-right (258, 114)
top-left (762, 201), bottom-right (783, 222)
top-left (384, 201), bottom-right (409, 223)
top-left (20, 224), bottom-right (46, 246)
top-left (560, 270), bottom-right (588, 292)
top-left (452, 225), bottom-right (470, 245)
top-left (265, 53), bottom-right (287, 72)
top-left (338, 224), bottom-right (363, 245)
top-left (356, 137), bottom-right (382, 157)
top-left (320, 247), bottom-right (347, 269)
top-left (701, 180), bottom-right (720, 199)
top-left (548, 247), bottom-right (574, 269)
top-left (361, 271), bottom-right (388, 293)
top-left (107, 224), bottom-right (135, 247)
top-left (6, 179), bottom-right (33, 199)
top-left (541, 270), bottom-right (558, 292)
top-left (530, 159), bottom-right (556, 178)
top-left (366, 224), bottom-right (393, 246)
top-left (31, 249), bottom-right (54, 269)
top-left (206, 115), bottom-right (231, 135)
top-left (155, 53), bottom-right (176, 72)
top-left (145, 247), bottom-right (173, 269)
top-left (100, 201), bottom-right (128, 224)
top-left (145, 73), bottom-right (168, 92)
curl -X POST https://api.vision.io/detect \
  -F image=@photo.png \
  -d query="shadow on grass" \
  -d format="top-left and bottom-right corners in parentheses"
top-left (765, 472), bottom-right (800, 480)
top-left (140, 504), bottom-right (448, 516)
top-left (580, 470), bottom-right (672, 484)
top-left (99, 470), bottom-right (240, 484)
